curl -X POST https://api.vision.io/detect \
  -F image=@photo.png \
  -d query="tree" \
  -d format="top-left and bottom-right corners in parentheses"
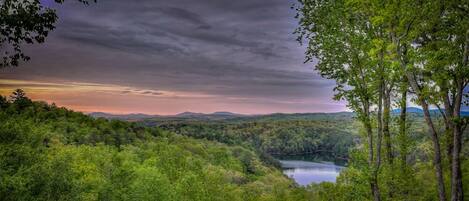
top-left (296, 0), bottom-right (468, 200)
top-left (10, 88), bottom-right (26, 101)
top-left (421, 3), bottom-right (469, 200)
top-left (9, 88), bottom-right (32, 110)
top-left (386, 1), bottom-right (469, 200)
top-left (0, 0), bottom-right (95, 67)
top-left (378, 1), bottom-right (449, 200)
top-left (0, 95), bottom-right (7, 108)
top-left (295, 0), bottom-right (383, 200)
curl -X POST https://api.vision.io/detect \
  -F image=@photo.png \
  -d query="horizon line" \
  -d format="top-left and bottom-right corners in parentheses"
top-left (85, 110), bottom-right (354, 116)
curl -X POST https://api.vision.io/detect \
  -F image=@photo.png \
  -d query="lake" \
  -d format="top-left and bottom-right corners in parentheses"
top-left (276, 156), bottom-right (345, 186)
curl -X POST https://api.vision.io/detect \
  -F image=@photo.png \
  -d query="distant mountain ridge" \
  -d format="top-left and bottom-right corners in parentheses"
top-left (392, 107), bottom-right (469, 116)
top-left (88, 111), bottom-right (353, 122)
top-left (392, 107), bottom-right (423, 113)
top-left (89, 107), bottom-right (468, 121)
top-left (89, 111), bottom-right (247, 121)
top-left (89, 112), bottom-right (159, 120)
top-left (175, 112), bottom-right (205, 117)
top-left (175, 111), bottom-right (244, 116)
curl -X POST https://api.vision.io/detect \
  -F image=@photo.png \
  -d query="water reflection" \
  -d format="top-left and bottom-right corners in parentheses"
top-left (278, 159), bottom-right (344, 186)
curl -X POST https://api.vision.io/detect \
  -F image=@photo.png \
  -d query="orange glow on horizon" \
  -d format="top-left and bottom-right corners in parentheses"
top-left (0, 79), bottom-right (348, 115)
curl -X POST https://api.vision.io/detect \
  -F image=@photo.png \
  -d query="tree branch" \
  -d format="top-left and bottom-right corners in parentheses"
top-left (435, 104), bottom-right (448, 122)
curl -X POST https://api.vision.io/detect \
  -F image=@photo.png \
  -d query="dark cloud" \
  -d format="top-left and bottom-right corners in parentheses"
top-left (0, 0), bottom-right (344, 113)
top-left (155, 7), bottom-right (212, 30)
top-left (56, 19), bottom-right (187, 56)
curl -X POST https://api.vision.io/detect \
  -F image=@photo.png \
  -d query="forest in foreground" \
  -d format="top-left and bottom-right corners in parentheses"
top-left (0, 91), bottom-right (315, 201)
top-left (2, 89), bottom-right (468, 201)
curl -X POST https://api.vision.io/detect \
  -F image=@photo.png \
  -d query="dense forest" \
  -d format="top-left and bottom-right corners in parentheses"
top-left (295, 0), bottom-right (469, 200)
top-left (0, 90), bottom-right (315, 201)
top-left (155, 118), bottom-right (356, 160)
top-left (3, 89), bottom-right (467, 201)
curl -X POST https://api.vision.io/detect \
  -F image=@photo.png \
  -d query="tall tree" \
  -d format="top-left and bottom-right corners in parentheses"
top-left (409, 1), bottom-right (468, 200)
top-left (296, 1), bottom-right (468, 200)
top-left (296, 0), bottom-right (382, 200)
top-left (366, 1), bottom-right (459, 200)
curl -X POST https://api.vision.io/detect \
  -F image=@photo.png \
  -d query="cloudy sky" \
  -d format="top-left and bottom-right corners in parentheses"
top-left (0, 0), bottom-right (346, 115)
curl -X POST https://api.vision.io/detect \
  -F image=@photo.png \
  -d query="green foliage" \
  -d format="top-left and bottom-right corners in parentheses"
top-left (158, 118), bottom-right (356, 160)
top-left (0, 92), bottom-right (310, 201)
top-left (295, 0), bottom-right (469, 200)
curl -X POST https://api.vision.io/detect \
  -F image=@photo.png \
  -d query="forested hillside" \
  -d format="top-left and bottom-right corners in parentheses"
top-left (90, 111), bottom-right (358, 160)
top-left (0, 91), bottom-right (313, 201)
top-left (157, 119), bottom-right (356, 160)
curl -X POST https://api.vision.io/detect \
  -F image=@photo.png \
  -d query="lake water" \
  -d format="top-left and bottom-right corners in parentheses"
top-left (278, 158), bottom-right (345, 186)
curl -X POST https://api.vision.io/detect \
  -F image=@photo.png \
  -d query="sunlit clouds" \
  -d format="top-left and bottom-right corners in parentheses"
top-left (0, 79), bottom-right (346, 114)
top-left (0, 0), bottom-right (349, 114)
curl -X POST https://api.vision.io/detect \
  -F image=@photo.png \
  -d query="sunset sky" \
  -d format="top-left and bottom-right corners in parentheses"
top-left (0, 0), bottom-right (347, 115)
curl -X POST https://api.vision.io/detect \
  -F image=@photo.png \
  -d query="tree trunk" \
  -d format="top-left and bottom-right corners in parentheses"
top-left (451, 124), bottom-right (463, 201)
top-left (376, 80), bottom-right (383, 201)
top-left (399, 87), bottom-right (407, 167)
top-left (442, 84), bottom-right (454, 171)
top-left (383, 82), bottom-right (394, 198)
top-left (383, 87), bottom-right (393, 164)
top-left (372, 49), bottom-right (385, 201)
top-left (422, 99), bottom-right (447, 201)
top-left (451, 80), bottom-right (464, 201)
top-left (371, 178), bottom-right (381, 201)
top-left (446, 123), bottom-right (454, 170)
top-left (397, 85), bottom-right (409, 199)
top-left (364, 101), bottom-right (381, 201)
top-left (450, 28), bottom-right (468, 201)
top-left (406, 72), bottom-right (447, 201)
top-left (377, 81), bottom-right (383, 170)
top-left (394, 39), bottom-right (408, 169)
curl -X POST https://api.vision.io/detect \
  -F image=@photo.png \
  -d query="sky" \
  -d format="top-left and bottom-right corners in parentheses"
top-left (0, 0), bottom-right (347, 115)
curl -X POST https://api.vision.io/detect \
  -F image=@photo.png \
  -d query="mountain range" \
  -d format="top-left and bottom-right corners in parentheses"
top-left (89, 107), bottom-right (468, 122)
top-left (392, 107), bottom-right (469, 116)
top-left (89, 111), bottom-right (246, 121)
